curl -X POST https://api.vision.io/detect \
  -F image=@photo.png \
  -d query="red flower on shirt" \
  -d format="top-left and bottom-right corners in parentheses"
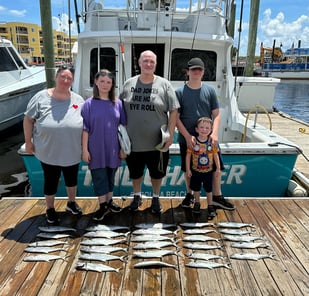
top-left (73, 104), bottom-right (78, 109)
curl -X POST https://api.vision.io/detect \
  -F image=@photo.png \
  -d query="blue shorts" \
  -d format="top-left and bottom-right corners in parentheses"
top-left (91, 167), bottom-right (117, 196)
top-left (126, 151), bottom-right (169, 179)
top-left (190, 170), bottom-right (213, 193)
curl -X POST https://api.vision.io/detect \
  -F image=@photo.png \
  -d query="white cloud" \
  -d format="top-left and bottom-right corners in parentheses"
top-left (8, 9), bottom-right (27, 17)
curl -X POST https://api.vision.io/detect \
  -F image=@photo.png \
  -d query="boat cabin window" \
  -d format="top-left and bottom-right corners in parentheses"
top-left (170, 49), bottom-right (217, 81)
top-left (90, 47), bottom-right (116, 86)
top-left (0, 47), bottom-right (26, 72)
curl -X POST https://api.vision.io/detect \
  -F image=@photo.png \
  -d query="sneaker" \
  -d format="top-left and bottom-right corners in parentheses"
top-left (213, 195), bottom-right (235, 210)
top-left (66, 201), bottom-right (83, 215)
top-left (129, 195), bottom-right (142, 211)
top-left (192, 202), bottom-right (201, 214)
top-left (151, 197), bottom-right (162, 214)
top-left (207, 205), bottom-right (217, 220)
top-left (181, 193), bottom-right (194, 208)
top-left (46, 208), bottom-right (59, 224)
top-left (93, 202), bottom-right (109, 221)
top-left (108, 199), bottom-right (122, 213)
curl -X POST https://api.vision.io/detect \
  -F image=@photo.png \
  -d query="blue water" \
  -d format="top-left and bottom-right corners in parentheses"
top-left (273, 80), bottom-right (309, 124)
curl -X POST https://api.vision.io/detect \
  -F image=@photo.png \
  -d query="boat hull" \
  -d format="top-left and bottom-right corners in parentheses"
top-left (19, 148), bottom-right (297, 198)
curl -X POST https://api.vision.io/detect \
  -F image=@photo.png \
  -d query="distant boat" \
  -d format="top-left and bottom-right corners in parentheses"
top-left (261, 46), bottom-right (309, 80)
top-left (19, 0), bottom-right (303, 197)
top-left (0, 38), bottom-right (46, 131)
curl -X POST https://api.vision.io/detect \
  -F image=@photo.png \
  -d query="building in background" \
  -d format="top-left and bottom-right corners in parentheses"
top-left (0, 21), bottom-right (77, 65)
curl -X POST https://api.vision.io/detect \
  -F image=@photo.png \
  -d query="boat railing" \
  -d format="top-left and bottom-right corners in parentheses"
top-left (82, 0), bottom-right (232, 33)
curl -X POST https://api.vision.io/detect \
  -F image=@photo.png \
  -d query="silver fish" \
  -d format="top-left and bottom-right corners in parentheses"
top-left (81, 238), bottom-right (127, 246)
top-left (185, 252), bottom-right (225, 261)
top-left (132, 228), bottom-right (177, 236)
top-left (183, 229), bottom-right (218, 235)
top-left (28, 240), bottom-right (69, 247)
top-left (134, 223), bottom-right (176, 229)
top-left (224, 235), bottom-right (264, 242)
top-left (217, 222), bottom-right (255, 228)
top-left (83, 231), bottom-right (130, 238)
top-left (76, 261), bottom-right (122, 273)
top-left (183, 243), bottom-right (223, 250)
top-left (23, 254), bottom-right (69, 262)
top-left (79, 253), bottom-right (126, 262)
top-left (36, 232), bottom-right (71, 239)
top-left (134, 260), bottom-right (178, 269)
top-left (219, 229), bottom-right (255, 235)
top-left (231, 242), bottom-right (271, 249)
top-left (186, 261), bottom-right (231, 269)
top-left (230, 253), bottom-right (276, 261)
top-left (38, 226), bottom-right (77, 233)
top-left (133, 250), bottom-right (178, 258)
top-left (24, 246), bottom-right (67, 254)
top-left (80, 246), bottom-right (127, 254)
top-left (133, 241), bottom-right (177, 250)
top-left (180, 222), bottom-right (214, 228)
top-left (85, 225), bottom-right (130, 232)
top-left (131, 235), bottom-right (174, 242)
top-left (182, 235), bottom-right (220, 243)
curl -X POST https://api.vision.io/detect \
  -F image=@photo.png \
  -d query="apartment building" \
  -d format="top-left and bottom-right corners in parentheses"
top-left (0, 21), bottom-right (77, 65)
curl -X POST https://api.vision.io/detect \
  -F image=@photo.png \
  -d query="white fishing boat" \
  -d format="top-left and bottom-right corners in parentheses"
top-left (0, 38), bottom-right (46, 131)
top-left (19, 0), bottom-right (306, 197)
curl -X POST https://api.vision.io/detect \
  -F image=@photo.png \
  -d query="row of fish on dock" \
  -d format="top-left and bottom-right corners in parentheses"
top-left (22, 221), bottom-right (277, 272)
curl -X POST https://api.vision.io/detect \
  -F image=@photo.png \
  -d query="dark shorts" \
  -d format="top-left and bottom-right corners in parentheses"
top-left (190, 170), bottom-right (213, 193)
top-left (91, 167), bottom-right (117, 196)
top-left (179, 143), bottom-right (225, 172)
top-left (126, 150), bottom-right (169, 179)
top-left (41, 162), bottom-right (79, 196)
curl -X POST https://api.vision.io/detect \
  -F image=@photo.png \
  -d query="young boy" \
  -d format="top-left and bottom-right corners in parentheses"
top-left (186, 117), bottom-right (220, 219)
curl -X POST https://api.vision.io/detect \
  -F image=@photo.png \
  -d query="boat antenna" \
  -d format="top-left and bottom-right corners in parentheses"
top-left (73, 0), bottom-right (81, 33)
top-left (190, 4), bottom-right (202, 55)
top-left (167, 5), bottom-right (175, 80)
top-left (233, 0), bottom-right (244, 92)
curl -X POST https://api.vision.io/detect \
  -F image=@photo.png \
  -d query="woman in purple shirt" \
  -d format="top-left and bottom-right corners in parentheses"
top-left (81, 70), bottom-right (127, 221)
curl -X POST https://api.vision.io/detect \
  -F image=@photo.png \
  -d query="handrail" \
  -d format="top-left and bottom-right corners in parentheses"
top-left (241, 104), bottom-right (272, 142)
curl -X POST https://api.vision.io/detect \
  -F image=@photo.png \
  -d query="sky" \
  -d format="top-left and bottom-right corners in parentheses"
top-left (0, 0), bottom-right (309, 56)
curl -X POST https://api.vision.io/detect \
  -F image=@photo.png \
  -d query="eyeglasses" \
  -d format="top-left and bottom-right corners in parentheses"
top-left (59, 75), bottom-right (73, 81)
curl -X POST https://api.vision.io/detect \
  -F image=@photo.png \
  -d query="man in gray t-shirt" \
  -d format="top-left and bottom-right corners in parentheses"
top-left (120, 50), bottom-right (179, 214)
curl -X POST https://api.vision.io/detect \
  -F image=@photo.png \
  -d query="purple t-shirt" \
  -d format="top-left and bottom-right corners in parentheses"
top-left (81, 97), bottom-right (127, 170)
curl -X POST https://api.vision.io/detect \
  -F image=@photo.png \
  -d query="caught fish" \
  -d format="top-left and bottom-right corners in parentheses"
top-left (80, 246), bottom-right (127, 254)
top-left (76, 261), bottom-right (122, 273)
top-left (23, 254), bottom-right (69, 262)
top-left (24, 246), bottom-right (67, 254)
top-left (81, 238), bottom-right (127, 246)
top-left (133, 241), bottom-right (177, 250)
top-left (83, 231), bottom-right (130, 238)
top-left (183, 243), bottom-right (223, 250)
top-left (85, 225), bottom-right (130, 232)
top-left (134, 260), bottom-right (178, 269)
top-left (133, 250), bottom-right (178, 258)
top-left (28, 240), bottom-right (69, 247)
top-left (38, 226), bottom-right (77, 233)
top-left (186, 261), bottom-right (231, 269)
top-left (224, 235), bottom-right (264, 242)
top-left (230, 253), bottom-right (276, 261)
top-left (183, 229), bottom-right (217, 235)
top-left (132, 228), bottom-right (177, 236)
top-left (134, 223), bottom-right (176, 229)
top-left (79, 253), bottom-right (126, 262)
top-left (185, 252), bottom-right (225, 261)
top-left (180, 222), bottom-right (214, 228)
top-left (218, 229), bottom-right (255, 235)
top-left (131, 235), bottom-right (174, 242)
top-left (36, 232), bottom-right (71, 239)
top-left (182, 235), bottom-right (220, 243)
top-left (231, 242), bottom-right (271, 249)
top-left (217, 222), bottom-right (255, 228)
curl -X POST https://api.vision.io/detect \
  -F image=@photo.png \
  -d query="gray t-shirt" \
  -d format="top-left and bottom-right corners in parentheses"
top-left (120, 75), bottom-right (179, 152)
top-left (25, 89), bottom-right (84, 166)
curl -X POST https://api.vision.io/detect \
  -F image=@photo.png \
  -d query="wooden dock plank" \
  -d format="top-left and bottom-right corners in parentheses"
top-left (0, 197), bottom-right (308, 295)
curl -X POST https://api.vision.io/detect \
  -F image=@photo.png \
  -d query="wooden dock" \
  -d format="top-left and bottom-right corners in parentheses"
top-left (0, 197), bottom-right (308, 295)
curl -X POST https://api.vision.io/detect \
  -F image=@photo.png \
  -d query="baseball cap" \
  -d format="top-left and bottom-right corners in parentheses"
top-left (187, 57), bottom-right (205, 69)
top-left (155, 124), bottom-right (170, 152)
